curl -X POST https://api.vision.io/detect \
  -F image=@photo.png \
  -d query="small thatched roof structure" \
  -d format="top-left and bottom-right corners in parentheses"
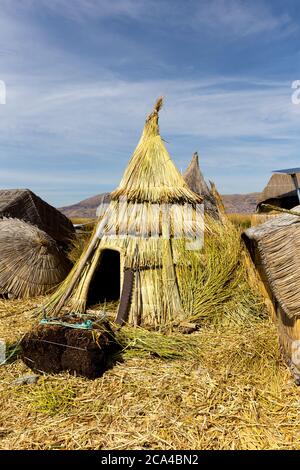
top-left (257, 173), bottom-right (300, 212)
top-left (244, 206), bottom-right (300, 319)
top-left (0, 189), bottom-right (75, 248)
top-left (183, 152), bottom-right (220, 219)
top-left (41, 98), bottom-right (205, 327)
top-left (112, 98), bottom-right (199, 205)
top-left (0, 218), bottom-right (72, 299)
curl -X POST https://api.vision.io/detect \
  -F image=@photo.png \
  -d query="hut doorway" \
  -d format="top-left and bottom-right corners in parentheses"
top-left (87, 249), bottom-right (121, 306)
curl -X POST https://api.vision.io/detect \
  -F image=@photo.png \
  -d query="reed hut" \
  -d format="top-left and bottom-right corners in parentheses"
top-left (0, 218), bottom-right (72, 299)
top-left (243, 207), bottom-right (300, 381)
top-left (183, 152), bottom-right (220, 220)
top-left (257, 172), bottom-right (300, 212)
top-left (41, 98), bottom-right (204, 327)
top-left (0, 189), bottom-right (75, 249)
top-left (95, 154), bottom-right (222, 220)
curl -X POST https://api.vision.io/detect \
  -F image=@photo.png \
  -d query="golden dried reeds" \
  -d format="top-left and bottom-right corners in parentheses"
top-left (176, 218), bottom-right (266, 324)
top-left (250, 213), bottom-right (279, 227)
top-left (1, 297), bottom-right (299, 450)
top-left (67, 229), bottom-right (93, 265)
top-left (38, 98), bottom-right (204, 326)
top-left (0, 219), bottom-right (71, 299)
top-left (70, 218), bottom-right (96, 226)
top-left (111, 98), bottom-right (201, 205)
top-left (228, 213), bottom-right (252, 229)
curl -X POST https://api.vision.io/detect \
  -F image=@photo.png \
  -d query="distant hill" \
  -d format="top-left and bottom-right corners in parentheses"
top-left (60, 192), bottom-right (260, 219)
top-left (59, 193), bottom-right (110, 219)
top-left (221, 193), bottom-right (259, 214)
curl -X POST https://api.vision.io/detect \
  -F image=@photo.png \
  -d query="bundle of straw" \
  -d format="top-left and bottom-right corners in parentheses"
top-left (0, 218), bottom-right (71, 299)
top-left (176, 218), bottom-right (266, 324)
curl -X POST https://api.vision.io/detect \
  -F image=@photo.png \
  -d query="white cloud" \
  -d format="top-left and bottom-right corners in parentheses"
top-left (0, 168), bottom-right (116, 186)
top-left (0, 0), bottom-right (299, 206)
top-left (3, 76), bottom-right (298, 140)
top-left (192, 0), bottom-right (296, 37)
top-left (51, 0), bottom-right (146, 20)
top-left (3, 0), bottom-right (296, 38)
top-left (1, 0), bottom-right (148, 22)
top-left (0, 8), bottom-right (298, 201)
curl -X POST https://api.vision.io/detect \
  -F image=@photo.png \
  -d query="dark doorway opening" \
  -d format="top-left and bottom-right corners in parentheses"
top-left (87, 249), bottom-right (121, 306)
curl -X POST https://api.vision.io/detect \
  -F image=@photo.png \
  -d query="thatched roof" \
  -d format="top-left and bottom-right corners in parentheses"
top-left (244, 206), bottom-right (300, 319)
top-left (0, 189), bottom-right (75, 247)
top-left (183, 152), bottom-right (220, 219)
top-left (0, 218), bottom-right (72, 299)
top-left (96, 192), bottom-right (112, 218)
top-left (111, 98), bottom-right (202, 204)
top-left (257, 173), bottom-right (300, 210)
top-left (183, 152), bottom-right (210, 196)
top-left (41, 99), bottom-right (205, 325)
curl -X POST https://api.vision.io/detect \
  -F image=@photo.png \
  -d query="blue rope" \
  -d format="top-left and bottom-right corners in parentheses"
top-left (40, 318), bottom-right (93, 330)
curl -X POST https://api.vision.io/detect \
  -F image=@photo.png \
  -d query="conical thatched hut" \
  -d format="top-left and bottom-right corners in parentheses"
top-left (0, 189), bottom-right (75, 249)
top-left (183, 152), bottom-right (220, 219)
top-left (0, 218), bottom-right (72, 299)
top-left (41, 98), bottom-right (204, 327)
top-left (243, 207), bottom-right (300, 381)
top-left (97, 156), bottom-right (221, 219)
top-left (257, 172), bottom-right (300, 212)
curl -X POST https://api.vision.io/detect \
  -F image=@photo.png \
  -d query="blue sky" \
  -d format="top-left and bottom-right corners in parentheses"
top-left (0, 0), bottom-right (300, 207)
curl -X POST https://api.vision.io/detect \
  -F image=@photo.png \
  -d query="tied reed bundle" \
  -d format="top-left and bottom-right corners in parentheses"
top-left (111, 98), bottom-right (202, 205)
top-left (38, 99), bottom-right (203, 326)
top-left (0, 218), bottom-right (71, 299)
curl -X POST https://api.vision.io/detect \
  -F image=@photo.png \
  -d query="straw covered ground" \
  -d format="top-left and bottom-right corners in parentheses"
top-left (1, 297), bottom-right (300, 450)
top-left (1, 220), bottom-right (300, 450)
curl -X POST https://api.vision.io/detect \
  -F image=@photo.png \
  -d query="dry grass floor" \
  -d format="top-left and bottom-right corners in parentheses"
top-left (228, 213), bottom-right (280, 229)
top-left (228, 213), bottom-right (252, 229)
top-left (1, 298), bottom-right (300, 450)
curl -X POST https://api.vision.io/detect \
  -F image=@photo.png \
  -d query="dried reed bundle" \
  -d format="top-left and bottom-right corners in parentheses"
top-left (0, 189), bottom-right (75, 248)
top-left (0, 218), bottom-right (71, 299)
top-left (1, 303), bottom-right (298, 450)
top-left (116, 325), bottom-right (201, 360)
top-left (111, 98), bottom-right (201, 204)
top-left (39, 99), bottom-right (204, 326)
top-left (176, 218), bottom-right (266, 323)
top-left (183, 152), bottom-right (220, 219)
top-left (245, 206), bottom-right (300, 319)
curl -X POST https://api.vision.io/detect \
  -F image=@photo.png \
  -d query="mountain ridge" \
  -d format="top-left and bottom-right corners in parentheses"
top-left (59, 192), bottom-right (260, 218)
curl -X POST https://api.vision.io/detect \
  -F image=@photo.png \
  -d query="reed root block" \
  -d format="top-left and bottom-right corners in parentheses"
top-left (21, 321), bottom-right (119, 379)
